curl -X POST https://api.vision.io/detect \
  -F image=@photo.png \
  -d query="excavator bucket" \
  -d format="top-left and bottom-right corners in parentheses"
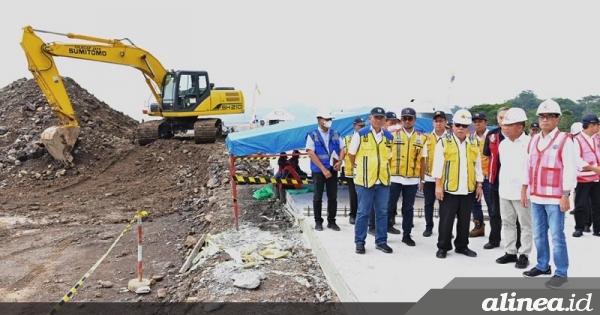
top-left (40, 125), bottom-right (81, 166)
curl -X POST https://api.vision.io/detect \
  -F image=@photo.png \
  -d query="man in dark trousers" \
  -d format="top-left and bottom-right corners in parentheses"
top-left (483, 107), bottom-right (521, 249)
top-left (306, 108), bottom-right (344, 231)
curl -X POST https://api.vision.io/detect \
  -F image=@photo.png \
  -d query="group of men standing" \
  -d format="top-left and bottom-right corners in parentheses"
top-left (305, 100), bottom-right (600, 289)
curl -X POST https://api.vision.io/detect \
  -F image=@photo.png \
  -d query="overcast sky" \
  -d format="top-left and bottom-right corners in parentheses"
top-left (3, 0), bottom-right (600, 122)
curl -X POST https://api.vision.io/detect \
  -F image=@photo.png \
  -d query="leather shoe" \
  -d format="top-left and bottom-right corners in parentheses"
top-left (327, 223), bottom-right (341, 231)
top-left (483, 243), bottom-right (499, 249)
top-left (436, 249), bottom-right (447, 259)
top-left (573, 230), bottom-right (583, 237)
top-left (355, 243), bottom-right (365, 254)
top-left (402, 235), bottom-right (416, 246)
top-left (496, 253), bottom-right (518, 264)
top-left (349, 217), bottom-right (356, 225)
top-left (388, 226), bottom-right (401, 234)
top-left (376, 243), bottom-right (393, 253)
top-left (423, 230), bottom-right (432, 237)
top-left (455, 248), bottom-right (477, 257)
top-left (315, 223), bottom-right (323, 231)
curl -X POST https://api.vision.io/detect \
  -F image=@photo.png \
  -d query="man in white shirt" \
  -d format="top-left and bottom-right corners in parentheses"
top-left (306, 108), bottom-right (345, 232)
top-left (433, 109), bottom-right (484, 259)
top-left (571, 114), bottom-right (600, 237)
top-left (521, 100), bottom-right (577, 289)
top-left (420, 110), bottom-right (449, 237)
top-left (495, 108), bottom-right (532, 269)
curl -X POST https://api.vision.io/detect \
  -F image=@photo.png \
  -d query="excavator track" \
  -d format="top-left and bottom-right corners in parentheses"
top-left (194, 118), bottom-right (221, 144)
top-left (136, 120), bottom-right (163, 145)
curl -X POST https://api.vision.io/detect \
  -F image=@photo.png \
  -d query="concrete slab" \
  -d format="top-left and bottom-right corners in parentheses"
top-left (285, 186), bottom-right (600, 303)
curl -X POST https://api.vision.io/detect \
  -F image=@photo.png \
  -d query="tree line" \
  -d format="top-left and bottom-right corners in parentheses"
top-left (452, 91), bottom-right (600, 131)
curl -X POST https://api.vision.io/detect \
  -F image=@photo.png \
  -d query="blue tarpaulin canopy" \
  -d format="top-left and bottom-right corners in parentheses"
top-left (225, 112), bottom-right (434, 156)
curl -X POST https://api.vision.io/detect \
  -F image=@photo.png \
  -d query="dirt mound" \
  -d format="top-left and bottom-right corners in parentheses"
top-left (0, 77), bottom-right (138, 178)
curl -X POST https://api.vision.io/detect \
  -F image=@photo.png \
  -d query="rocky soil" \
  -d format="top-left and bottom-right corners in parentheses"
top-left (0, 77), bottom-right (342, 311)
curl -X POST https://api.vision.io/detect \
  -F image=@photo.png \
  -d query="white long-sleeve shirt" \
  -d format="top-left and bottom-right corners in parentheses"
top-left (573, 131), bottom-right (600, 183)
top-left (498, 132), bottom-right (530, 200)
top-left (432, 134), bottom-right (483, 195)
top-left (421, 130), bottom-right (447, 182)
top-left (522, 128), bottom-right (577, 205)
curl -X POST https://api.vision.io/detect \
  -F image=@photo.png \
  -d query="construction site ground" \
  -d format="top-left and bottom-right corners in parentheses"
top-left (0, 78), bottom-right (342, 313)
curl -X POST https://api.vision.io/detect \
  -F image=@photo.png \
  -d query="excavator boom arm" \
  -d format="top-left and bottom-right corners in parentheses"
top-left (20, 25), bottom-right (169, 127)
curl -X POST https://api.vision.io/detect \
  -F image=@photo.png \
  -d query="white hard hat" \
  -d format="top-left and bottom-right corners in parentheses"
top-left (571, 122), bottom-right (583, 134)
top-left (452, 109), bottom-right (472, 125)
top-left (316, 108), bottom-right (334, 119)
top-left (536, 99), bottom-right (562, 115)
top-left (503, 107), bottom-right (528, 124)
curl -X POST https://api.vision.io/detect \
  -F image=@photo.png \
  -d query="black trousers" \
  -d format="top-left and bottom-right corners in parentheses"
top-left (437, 192), bottom-right (476, 251)
top-left (574, 182), bottom-right (600, 232)
top-left (347, 177), bottom-right (358, 219)
top-left (312, 170), bottom-right (338, 224)
top-left (489, 188), bottom-right (521, 247)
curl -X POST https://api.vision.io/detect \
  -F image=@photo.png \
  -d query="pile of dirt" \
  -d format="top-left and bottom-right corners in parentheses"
top-left (0, 77), bottom-right (138, 181)
top-left (0, 77), bottom-right (341, 306)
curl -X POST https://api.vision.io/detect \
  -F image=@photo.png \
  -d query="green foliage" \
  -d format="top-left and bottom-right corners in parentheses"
top-left (464, 90), bottom-right (599, 131)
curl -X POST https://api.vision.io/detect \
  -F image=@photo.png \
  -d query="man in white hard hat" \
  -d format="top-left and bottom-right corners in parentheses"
top-left (495, 107), bottom-right (533, 269)
top-left (521, 99), bottom-right (576, 289)
top-left (306, 108), bottom-right (344, 232)
top-left (432, 109), bottom-right (483, 259)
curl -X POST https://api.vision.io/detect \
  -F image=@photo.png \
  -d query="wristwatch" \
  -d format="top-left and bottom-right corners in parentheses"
top-left (562, 191), bottom-right (571, 197)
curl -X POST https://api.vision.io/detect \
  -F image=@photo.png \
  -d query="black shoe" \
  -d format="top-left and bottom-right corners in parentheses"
top-left (573, 230), bottom-right (583, 237)
top-left (402, 235), bottom-right (416, 246)
top-left (436, 249), bottom-right (447, 259)
top-left (545, 276), bottom-right (569, 289)
top-left (523, 266), bottom-right (552, 278)
top-left (455, 248), bottom-right (477, 257)
top-left (315, 223), bottom-right (323, 231)
top-left (327, 223), bottom-right (340, 231)
top-left (355, 243), bottom-right (365, 254)
top-left (496, 253), bottom-right (518, 264)
top-left (423, 230), bottom-right (432, 237)
top-left (387, 226), bottom-right (401, 234)
top-left (376, 243), bottom-right (393, 253)
top-left (349, 217), bottom-right (356, 225)
top-left (368, 228), bottom-right (375, 236)
top-left (515, 255), bottom-right (529, 269)
top-left (484, 243), bottom-right (499, 249)
top-left (584, 225), bottom-right (591, 233)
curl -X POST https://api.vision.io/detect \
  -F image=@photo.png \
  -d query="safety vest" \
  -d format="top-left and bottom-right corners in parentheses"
top-left (470, 131), bottom-right (489, 176)
top-left (354, 127), bottom-right (393, 188)
top-left (308, 128), bottom-right (340, 173)
top-left (343, 134), bottom-right (354, 177)
top-left (574, 133), bottom-right (600, 183)
top-left (390, 128), bottom-right (426, 178)
top-left (440, 134), bottom-right (479, 193)
top-left (527, 131), bottom-right (570, 199)
top-left (425, 132), bottom-right (444, 176)
top-left (487, 128), bottom-right (504, 184)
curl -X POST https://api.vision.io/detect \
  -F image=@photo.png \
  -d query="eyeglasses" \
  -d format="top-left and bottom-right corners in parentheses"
top-left (454, 123), bottom-right (470, 129)
top-left (401, 116), bottom-right (414, 121)
top-left (538, 114), bottom-right (557, 121)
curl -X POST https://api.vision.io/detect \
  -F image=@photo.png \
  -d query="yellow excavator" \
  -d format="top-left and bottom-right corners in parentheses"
top-left (20, 25), bottom-right (245, 165)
